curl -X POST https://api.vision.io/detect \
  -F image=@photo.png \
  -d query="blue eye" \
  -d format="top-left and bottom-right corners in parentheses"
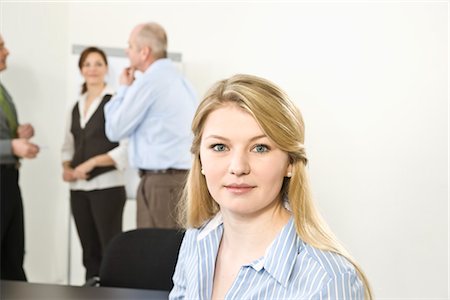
top-left (253, 144), bottom-right (269, 153)
top-left (212, 144), bottom-right (228, 152)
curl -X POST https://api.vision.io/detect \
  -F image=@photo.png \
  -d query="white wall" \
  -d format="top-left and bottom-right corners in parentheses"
top-left (1, 2), bottom-right (448, 298)
top-left (1, 2), bottom-right (70, 284)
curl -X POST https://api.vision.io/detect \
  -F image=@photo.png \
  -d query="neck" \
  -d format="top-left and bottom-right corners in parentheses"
top-left (139, 57), bottom-right (159, 72)
top-left (220, 203), bottom-right (290, 258)
top-left (86, 83), bottom-right (105, 98)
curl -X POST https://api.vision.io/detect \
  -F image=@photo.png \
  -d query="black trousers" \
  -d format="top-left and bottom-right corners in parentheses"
top-left (0, 164), bottom-right (27, 281)
top-left (70, 186), bottom-right (126, 280)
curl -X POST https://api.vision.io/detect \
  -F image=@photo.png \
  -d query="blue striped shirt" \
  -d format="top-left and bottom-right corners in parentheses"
top-left (170, 214), bottom-right (364, 300)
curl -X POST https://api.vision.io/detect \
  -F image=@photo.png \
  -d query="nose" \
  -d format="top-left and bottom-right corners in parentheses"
top-left (228, 150), bottom-right (250, 176)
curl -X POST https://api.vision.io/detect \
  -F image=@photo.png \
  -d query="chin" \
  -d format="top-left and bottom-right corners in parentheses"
top-left (86, 80), bottom-right (102, 85)
top-left (222, 205), bottom-right (261, 217)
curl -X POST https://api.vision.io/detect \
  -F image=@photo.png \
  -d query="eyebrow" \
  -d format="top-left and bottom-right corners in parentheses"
top-left (203, 134), bottom-right (267, 142)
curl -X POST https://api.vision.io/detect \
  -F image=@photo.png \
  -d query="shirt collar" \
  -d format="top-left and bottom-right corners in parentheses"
top-left (80, 84), bottom-right (114, 102)
top-left (196, 212), bottom-right (302, 288)
top-left (102, 84), bottom-right (115, 96)
top-left (257, 217), bottom-right (303, 288)
top-left (197, 212), bottom-right (223, 241)
top-left (143, 58), bottom-right (171, 75)
top-left (78, 85), bottom-right (114, 124)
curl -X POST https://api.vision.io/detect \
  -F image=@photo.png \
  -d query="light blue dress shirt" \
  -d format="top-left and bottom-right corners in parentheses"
top-left (104, 59), bottom-right (197, 169)
top-left (170, 213), bottom-right (364, 300)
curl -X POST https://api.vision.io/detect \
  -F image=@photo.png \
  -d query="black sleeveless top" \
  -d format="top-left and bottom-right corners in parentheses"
top-left (70, 94), bottom-right (119, 180)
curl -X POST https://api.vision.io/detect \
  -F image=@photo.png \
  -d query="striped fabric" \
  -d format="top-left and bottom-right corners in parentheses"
top-left (170, 214), bottom-right (364, 300)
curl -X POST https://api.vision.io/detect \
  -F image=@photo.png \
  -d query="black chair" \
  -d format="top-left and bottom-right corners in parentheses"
top-left (97, 228), bottom-right (184, 291)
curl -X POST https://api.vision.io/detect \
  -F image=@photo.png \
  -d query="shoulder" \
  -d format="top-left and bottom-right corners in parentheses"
top-left (99, 86), bottom-right (114, 101)
top-left (183, 227), bottom-right (200, 243)
top-left (71, 101), bottom-right (80, 114)
top-left (103, 85), bottom-right (115, 95)
top-left (181, 214), bottom-right (223, 251)
top-left (0, 83), bottom-right (13, 100)
top-left (175, 228), bottom-right (200, 268)
top-left (178, 227), bottom-right (200, 254)
top-left (147, 59), bottom-right (183, 81)
top-left (299, 244), bottom-right (364, 297)
top-left (302, 244), bottom-right (357, 278)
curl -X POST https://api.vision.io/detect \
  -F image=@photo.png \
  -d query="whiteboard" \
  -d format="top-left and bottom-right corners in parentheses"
top-left (70, 44), bottom-right (183, 199)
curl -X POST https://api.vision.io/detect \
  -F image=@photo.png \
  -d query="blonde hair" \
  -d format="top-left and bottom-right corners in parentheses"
top-left (179, 74), bottom-right (372, 299)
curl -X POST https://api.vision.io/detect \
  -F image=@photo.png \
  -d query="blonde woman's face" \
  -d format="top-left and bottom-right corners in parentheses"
top-left (199, 103), bottom-right (292, 218)
top-left (80, 52), bottom-right (107, 86)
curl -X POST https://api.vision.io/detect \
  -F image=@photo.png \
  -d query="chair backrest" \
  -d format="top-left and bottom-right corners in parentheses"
top-left (99, 228), bottom-right (185, 291)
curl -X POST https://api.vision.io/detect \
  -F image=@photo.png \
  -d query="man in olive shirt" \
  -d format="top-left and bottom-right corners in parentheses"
top-left (0, 34), bottom-right (39, 280)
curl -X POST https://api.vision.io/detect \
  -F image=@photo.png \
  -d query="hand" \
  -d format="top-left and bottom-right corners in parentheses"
top-left (17, 123), bottom-right (35, 139)
top-left (73, 158), bottom-right (96, 180)
top-left (11, 138), bottom-right (39, 158)
top-left (119, 67), bottom-right (136, 86)
top-left (62, 168), bottom-right (77, 182)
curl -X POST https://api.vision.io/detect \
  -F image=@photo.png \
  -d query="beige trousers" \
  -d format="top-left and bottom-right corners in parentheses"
top-left (136, 171), bottom-right (188, 228)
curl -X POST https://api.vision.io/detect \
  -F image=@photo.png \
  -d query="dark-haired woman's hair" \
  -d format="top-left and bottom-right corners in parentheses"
top-left (78, 47), bottom-right (108, 94)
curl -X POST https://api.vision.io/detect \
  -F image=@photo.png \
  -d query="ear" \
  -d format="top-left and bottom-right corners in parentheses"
top-left (141, 46), bottom-right (152, 59)
top-left (286, 164), bottom-right (293, 178)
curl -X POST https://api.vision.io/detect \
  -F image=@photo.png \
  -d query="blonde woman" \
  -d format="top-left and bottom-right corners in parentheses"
top-left (170, 74), bottom-right (372, 299)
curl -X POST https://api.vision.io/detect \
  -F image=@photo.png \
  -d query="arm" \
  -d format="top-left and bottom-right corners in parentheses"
top-left (106, 139), bottom-right (128, 171)
top-left (12, 123), bottom-right (39, 158)
top-left (0, 88), bottom-right (38, 159)
top-left (169, 232), bottom-right (189, 300)
top-left (1, 125), bottom-right (38, 160)
top-left (17, 123), bottom-right (34, 139)
top-left (0, 139), bottom-right (13, 160)
top-left (72, 138), bottom-right (128, 180)
top-left (315, 272), bottom-right (364, 300)
top-left (104, 69), bottom-right (157, 142)
top-left (62, 160), bottom-right (76, 182)
top-left (11, 139), bottom-right (39, 158)
top-left (72, 154), bottom-right (115, 180)
top-left (61, 107), bottom-right (76, 182)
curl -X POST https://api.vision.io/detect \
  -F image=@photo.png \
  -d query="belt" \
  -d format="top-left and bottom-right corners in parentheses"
top-left (139, 168), bottom-right (188, 176)
top-left (1, 161), bottom-right (21, 169)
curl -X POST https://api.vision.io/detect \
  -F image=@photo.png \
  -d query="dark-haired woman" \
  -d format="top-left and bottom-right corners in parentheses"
top-left (61, 47), bottom-right (127, 281)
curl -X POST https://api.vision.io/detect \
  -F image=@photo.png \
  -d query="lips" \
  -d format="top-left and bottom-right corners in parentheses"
top-left (224, 183), bottom-right (256, 194)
